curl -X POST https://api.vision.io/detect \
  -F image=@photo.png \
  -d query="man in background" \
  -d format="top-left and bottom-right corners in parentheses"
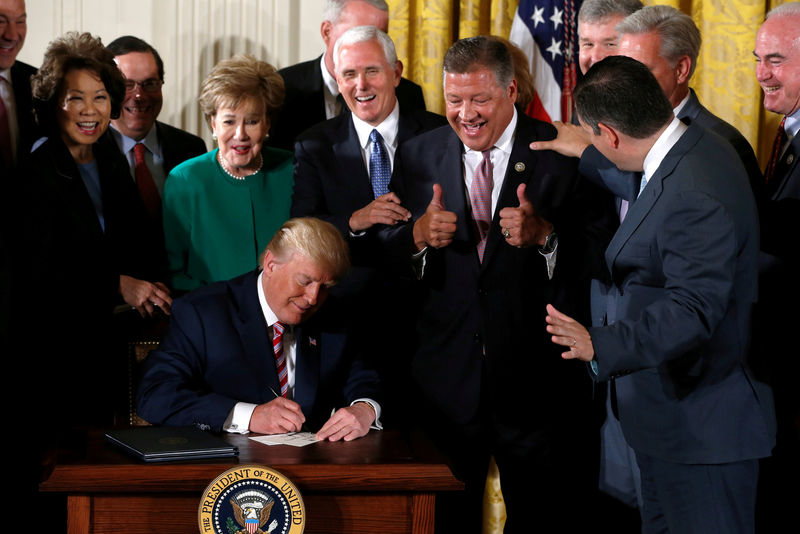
top-left (270, 0), bottom-right (425, 151)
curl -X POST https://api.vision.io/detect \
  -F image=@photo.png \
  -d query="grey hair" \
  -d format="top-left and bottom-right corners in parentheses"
top-left (616, 4), bottom-right (701, 79)
top-left (766, 2), bottom-right (800, 19)
top-left (322, 0), bottom-right (389, 24)
top-left (333, 25), bottom-right (398, 72)
top-left (578, 0), bottom-right (643, 24)
top-left (264, 218), bottom-right (350, 283)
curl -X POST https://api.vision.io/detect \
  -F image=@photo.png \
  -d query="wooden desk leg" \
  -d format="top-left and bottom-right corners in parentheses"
top-left (67, 495), bottom-right (91, 534)
top-left (411, 492), bottom-right (435, 534)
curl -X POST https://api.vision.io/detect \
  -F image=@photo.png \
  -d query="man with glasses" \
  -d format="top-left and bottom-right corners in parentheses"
top-left (104, 35), bottom-right (206, 223)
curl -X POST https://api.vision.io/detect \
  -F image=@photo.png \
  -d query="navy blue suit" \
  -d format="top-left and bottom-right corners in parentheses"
top-left (136, 269), bottom-right (381, 432)
top-left (589, 123), bottom-right (774, 532)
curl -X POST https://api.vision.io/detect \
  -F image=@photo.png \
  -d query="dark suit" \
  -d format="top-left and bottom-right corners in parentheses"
top-left (383, 114), bottom-right (615, 531)
top-left (752, 124), bottom-right (800, 532)
top-left (155, 120), bottom-right (207, 175)
top-left (291, 107), bottom-right (445, 426)
top-left (270, 55), bottom-right (426, 151)
top-left (15, 136), bottom-right (160, 425)
top-left (7, 60), bottom-right (37, 165)
top-left (136, 269), bottom-right (382, 432)
top-left (589, 123), bottom-right (774, 532)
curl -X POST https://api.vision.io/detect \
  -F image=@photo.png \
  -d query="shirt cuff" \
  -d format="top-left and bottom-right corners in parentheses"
top-left (538, 237), bottom-right (558, 280)
top-left (351, 398), bottom-right (383, 430)
top-left (411, 246), bottom-right (428, 280)
top-left (223, 402), bottom-right (258, 434)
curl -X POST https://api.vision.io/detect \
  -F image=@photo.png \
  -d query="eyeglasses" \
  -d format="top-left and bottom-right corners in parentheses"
top-left (124, 78), bottom-right (163, 93)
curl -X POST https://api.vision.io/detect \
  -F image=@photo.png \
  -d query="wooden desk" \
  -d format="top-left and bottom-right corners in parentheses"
top-left (40, 429), bottom-right (462, 534)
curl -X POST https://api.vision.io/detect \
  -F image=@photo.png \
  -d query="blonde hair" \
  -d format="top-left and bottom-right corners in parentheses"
top-left (264, 218), bottom-right (350, 282)
top-left (198, 54), bottom-right (284, 128)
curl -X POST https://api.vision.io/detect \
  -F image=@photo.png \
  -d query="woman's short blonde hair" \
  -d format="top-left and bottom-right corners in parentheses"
top-left (198, 54), bottom-right (284, 128)
top-left (263, 218), bottom-right (350, 283)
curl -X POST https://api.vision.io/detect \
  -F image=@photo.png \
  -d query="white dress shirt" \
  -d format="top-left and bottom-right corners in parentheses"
top-left (320, 55), bottom-right (343, 119)
top-left (641, 116), bottom-right (689, 193)
top-left (351, 100), bottom-right (400, 172)
top-left (0, 68), bottom-right (20, 162)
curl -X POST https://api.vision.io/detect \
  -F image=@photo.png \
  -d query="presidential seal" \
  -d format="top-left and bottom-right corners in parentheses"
top-left (199, 465), bottom-right (305, 534)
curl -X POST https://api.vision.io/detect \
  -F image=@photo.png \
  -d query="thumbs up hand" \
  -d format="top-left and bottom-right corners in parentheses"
top-left (499, 183), bottom-right (553, 248)
top-left (413, 184), bottom-right (458, 251)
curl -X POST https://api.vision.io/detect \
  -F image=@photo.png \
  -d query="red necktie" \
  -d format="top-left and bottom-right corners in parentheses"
top-left (0, 82), bottom-right (12, 169)
top-left (765, 116), bottom-right (786, 184)
top-left (272, 322), bottom-right (288, 397)
top-left (133, 143), bottom-right (161, 219)
top-left (470, 149), bottom-right (493, 262)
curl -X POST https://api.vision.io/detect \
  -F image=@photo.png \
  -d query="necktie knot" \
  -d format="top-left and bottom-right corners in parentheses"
top-left (133, 142), bottom-right (147, 164)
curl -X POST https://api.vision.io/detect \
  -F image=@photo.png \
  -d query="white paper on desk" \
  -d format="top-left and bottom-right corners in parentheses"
top-left (249, 432), bottom-right (319, 447)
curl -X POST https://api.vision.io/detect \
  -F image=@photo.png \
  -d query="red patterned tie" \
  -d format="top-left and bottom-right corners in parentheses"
top-left (0, 83), bottom-right (12, 169)
top-left (272, 322), bottom-right (288, 397)
top-left (765, 116), bottom-right (786, 184)
top-left (133, 143), bottom-right (161, 219)
top-left (470, 149), bottom-right (493, 261)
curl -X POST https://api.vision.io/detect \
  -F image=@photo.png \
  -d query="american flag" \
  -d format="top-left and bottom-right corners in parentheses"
top-left (509, 0), bottom-right (582, 123)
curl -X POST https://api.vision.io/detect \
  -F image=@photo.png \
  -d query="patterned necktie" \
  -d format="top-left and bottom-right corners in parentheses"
top-left (0, 80), bottom-right (12, 169)
top-left (765, 116), bottom-right (787, 184)
top-left (272, 322), bottom-right (288, 397)
top-left (133, 143), bottom-right (161, 219)
top-left (369, 129), bottom-right (391, 198)
top-left (470, 149), bottom-right (493, 261)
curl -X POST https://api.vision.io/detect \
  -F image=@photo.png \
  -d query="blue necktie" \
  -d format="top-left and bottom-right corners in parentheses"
top-left (369, 129), bottom-right (391, 198)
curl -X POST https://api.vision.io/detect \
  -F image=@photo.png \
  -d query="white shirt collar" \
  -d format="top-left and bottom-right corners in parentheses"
top-left (0, 68), bottom-right (10, 84)
top-left (257, 271), bottom-right (280, 327)
top-left (320, 55), bottom-right (339, 97)
top-left (784, 108), bottom-right (800, 139)
top-left (110, 123), bottom-right (162, 158)
top-left (352, 100), bottom-right (400, 149)
top-left (463, 106), bottom-right (517, 156)
top-left (642, 116), bottom-right (688, 182)
top-left (673, 92), bottom-right (690, 117)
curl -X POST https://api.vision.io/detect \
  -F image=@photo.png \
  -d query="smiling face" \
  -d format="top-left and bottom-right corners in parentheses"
top-left (211, 98), bottom-right (269, 173)
top-left (336, 38), bottom-right (401, 126)
top-left (57, 69), bottom-right (111, 162)
top-left (755, 14), bottom-right (800, 117)
top-left (578, 15), bottom-right (626, 75)
top-left (261, 250), bottom-right (334, 325)
top-left (0, 0), bottom-right (25, 70)
top-left (444, 67), bottom-right (516, 152)
top-left (112, 51), bottom-right (163, 141)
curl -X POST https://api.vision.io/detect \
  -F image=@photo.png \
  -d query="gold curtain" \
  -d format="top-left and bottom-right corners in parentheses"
top-left (388, 0), bottom-right (787, 168)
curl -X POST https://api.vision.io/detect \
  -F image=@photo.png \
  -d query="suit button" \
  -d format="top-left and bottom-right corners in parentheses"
top-left (473, 333), bottom-right (481, 343)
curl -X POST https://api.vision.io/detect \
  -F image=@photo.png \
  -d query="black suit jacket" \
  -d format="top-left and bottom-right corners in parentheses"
top-left (271, 55), bottom-right (426, 151)
top-left (382, 115), bottom-right (615, 426)
top-left (156, 120), bottom-right (207, 175)
top-left (136, 269), bottom-right (382, 432)
top-left (9, 60), bottom-right (37, 164)
top-left (291, 108), bottom-right (445, 262)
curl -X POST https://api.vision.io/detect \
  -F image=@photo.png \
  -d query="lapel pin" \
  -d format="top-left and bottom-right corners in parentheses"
top-left (787, 154), bottom-right (794, 165)
top-left (514, 162), bottom-right (525, 172)
top-left (309, 337), bottom-right (317, 347)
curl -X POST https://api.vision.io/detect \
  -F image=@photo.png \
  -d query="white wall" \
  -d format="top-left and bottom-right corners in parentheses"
top-left (19, 0), bottom-right (328, 144)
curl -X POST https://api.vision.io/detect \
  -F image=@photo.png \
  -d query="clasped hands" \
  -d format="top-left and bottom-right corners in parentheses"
top-left (249, 396), bottom-right (375, 442)
top-left (412, 183), bottom-right (552, 251)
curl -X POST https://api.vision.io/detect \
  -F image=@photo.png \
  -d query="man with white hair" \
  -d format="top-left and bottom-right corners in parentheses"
top-left (291, 26), bottom-right (444, 425)
top-left (752, 4), bottom-right (800, 531)
top-left (270, 0), bottom-right (426, 151)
